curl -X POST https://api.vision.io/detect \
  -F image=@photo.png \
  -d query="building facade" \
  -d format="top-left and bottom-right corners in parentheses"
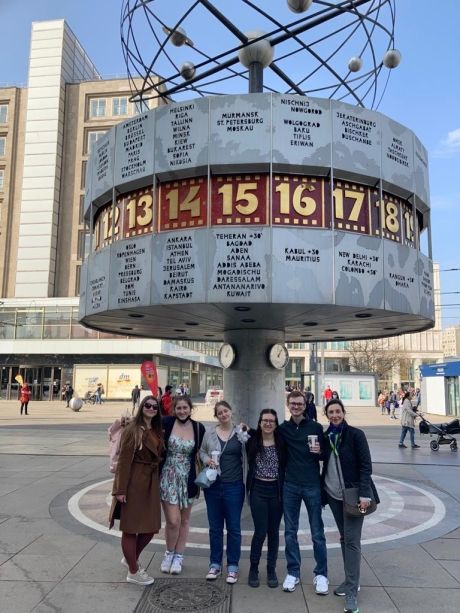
top-left (0, 20), bottom-right (221, 400)
top-left (442, 326), bottom-right (460, 359)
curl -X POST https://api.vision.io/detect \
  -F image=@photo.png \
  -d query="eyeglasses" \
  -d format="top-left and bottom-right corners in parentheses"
top-left (144, 403), bottom-right (158, 409)
top-left (289, 402), bottom-right (304, 407)
top-left (261, 419), bottom-right (276, 425)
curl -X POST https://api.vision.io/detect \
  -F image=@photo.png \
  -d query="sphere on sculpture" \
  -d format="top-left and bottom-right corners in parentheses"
top-left (180, 61), bottom-right (196, 80)
top-left (383, 49), bottom-right (402, 68)
top-left (238, 31), bottom-right (274, 68)
top-left (348, 56), bottom-right (363, 72)
top-left (287, 0), bottom-right (313, 13)
top-left (70, 397), bottom-right (83, 412)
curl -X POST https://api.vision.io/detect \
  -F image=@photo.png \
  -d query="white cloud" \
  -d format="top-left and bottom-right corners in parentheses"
top-left (433, 128), bottom-right (460, 158)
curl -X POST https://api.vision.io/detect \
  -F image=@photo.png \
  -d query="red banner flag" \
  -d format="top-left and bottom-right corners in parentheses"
top-left (141, 360), bottom-right (158, 397)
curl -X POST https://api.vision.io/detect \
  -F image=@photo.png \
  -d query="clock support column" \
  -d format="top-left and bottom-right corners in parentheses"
top-left (223, 329), bottom-right (287, 427)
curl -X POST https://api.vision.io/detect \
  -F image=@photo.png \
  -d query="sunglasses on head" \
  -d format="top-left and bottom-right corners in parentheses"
top-left (144, 402), bottom-right (158, 409)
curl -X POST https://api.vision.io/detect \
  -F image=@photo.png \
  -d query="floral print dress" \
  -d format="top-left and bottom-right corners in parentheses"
top-left (160, 434), bottom-right (195, 509)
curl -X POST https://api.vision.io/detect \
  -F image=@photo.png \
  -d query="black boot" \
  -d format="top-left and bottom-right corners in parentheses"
top-left (248, 563), bottom-right (259, 588)
top-left (267, 566), bottom-right (278, 588)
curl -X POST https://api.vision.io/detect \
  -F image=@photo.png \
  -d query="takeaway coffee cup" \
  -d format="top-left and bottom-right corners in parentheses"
top-left (211, 450), bottom-right (221, 466)
top-left (308, 435), bottom-right (318, 450)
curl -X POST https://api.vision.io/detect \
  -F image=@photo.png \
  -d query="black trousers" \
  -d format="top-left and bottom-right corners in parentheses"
top-left (20, 402), bottom-right (29, 415)
top-left (249, 479), bottom-right (283, 568)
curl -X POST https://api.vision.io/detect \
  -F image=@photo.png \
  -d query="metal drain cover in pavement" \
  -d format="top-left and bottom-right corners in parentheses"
top-left (135, 578), bottom-right (232, 613)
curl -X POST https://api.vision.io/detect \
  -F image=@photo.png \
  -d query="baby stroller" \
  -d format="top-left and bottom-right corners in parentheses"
top-left (419, 415), bottom-right (460, 451)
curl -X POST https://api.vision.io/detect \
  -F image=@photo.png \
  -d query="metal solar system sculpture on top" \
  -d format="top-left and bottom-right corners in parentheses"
top-left (120, 0), bottom-right (400, 105)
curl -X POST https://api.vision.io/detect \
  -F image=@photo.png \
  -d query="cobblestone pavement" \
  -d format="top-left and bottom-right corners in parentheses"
top-left (0, 400), bottom-right (459, 613)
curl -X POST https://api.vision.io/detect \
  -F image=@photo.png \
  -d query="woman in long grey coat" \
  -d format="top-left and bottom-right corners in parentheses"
top-left (398, 391), bottom-right (420, 448)
top-left (109, 395), bottom-right (164, 585)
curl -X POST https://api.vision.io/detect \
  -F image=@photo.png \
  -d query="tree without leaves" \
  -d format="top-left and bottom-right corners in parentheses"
top-left (345, 339), bottom-right (401, 381)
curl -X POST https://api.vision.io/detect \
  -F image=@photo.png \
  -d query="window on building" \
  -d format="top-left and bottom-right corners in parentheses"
top-left (113, 97), bottom-right (128, 116)
top-left (0, 105), bottom-right (7, 123)
top-left (77, 230), bottom-right (90, 260)
top-left (0, 136), bottom-right (5, 156)
top-left (79, 195), bottom-right (85, 223)
top-left (89, 98), bottom-right (107, 118)
top-left (86, 130), bottom-right (107, 154)
top-left (133, 99), bottom-right (149, 115)
top-left (0, 168), bottom-right (4, 190)
top-left (80, 160), bottom-right (87, 190)
top-left (75, 265), bottom-right (81, 295)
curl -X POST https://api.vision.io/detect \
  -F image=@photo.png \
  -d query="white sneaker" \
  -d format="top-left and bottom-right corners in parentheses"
top-left (283, 574), bottom-right (300, 592)
top-left (126, 569), bottom-right (154, 585)
top-left (314, 574), bottom-right (329, 595)
top-left (170, 554), bottom-right (183, 575)
top-left (160, 551), bottom-right (175, 573)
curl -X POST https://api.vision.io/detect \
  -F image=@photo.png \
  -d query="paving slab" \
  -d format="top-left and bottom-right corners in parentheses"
top-left (421, 537), bottom-right (460, 561)
top-left (30, 581), bottom-right (142, 613)
top-left (386, 587), bottom-right (460, 613)
top-left (232, 581), bottom-right (308, 613)
top-left (443, 527), bottom-right (460, 538)
top-left (0, 581), bottom-right (57, 613)
top-left (438, 560), bottom-right (460, 582)
top-left (64, 541), bottom-right (151, 583)
top-left (0, 552), bottom-right (89, 582)
top-left (363, 546), bottom-right (459, 588)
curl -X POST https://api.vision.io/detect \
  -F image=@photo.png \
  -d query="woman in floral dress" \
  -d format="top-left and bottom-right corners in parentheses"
top-left (160, 396), bottom-right (205, 574)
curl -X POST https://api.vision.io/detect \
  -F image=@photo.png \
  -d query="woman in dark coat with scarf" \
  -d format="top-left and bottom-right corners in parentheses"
top-left (321, 399), bottom-right (379, 613)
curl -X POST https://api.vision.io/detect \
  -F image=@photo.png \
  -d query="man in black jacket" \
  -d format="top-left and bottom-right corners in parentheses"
top-left (278, 390), bottom-right (328, 595)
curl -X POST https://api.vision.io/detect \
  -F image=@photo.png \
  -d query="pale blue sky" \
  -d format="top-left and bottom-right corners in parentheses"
top-left (1, 0), bottom-right (459, 325)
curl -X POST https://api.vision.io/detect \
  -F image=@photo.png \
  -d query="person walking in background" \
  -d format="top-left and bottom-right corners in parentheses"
top-left (131, 385), bottom-right (141, 414)
top-left (161, 385), bottom-right (173, 416)
top-left (278, 390), bottom-right (328, 595)
top-left (321, 398), bottom-right (379, 613)
top-left (159, 396), bottom-right (205, 575)
top-left (304, 390), bottom-right (317, 421)
top-left (246, 409), bottom-right (286, 589)
top-left (95, 382), bottom-right (104, 404)
top-left (200, 400), bottom-right (247, 584)
top-left (64, 382), bottom-right (73, 407)
top-left (19, 383), bottom-right (31, 415)
top-left (109, 395), bottom-right (164, 586)
top-left (377, 391), bottom-right (386, 415)
top-left (323, 385), bottom-right (333, 405)
top-left (399, 391), bottom-right (420, 449)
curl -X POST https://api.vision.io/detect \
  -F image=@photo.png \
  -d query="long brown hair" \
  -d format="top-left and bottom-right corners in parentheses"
top-left (123, 395), bottom-right (163, 451)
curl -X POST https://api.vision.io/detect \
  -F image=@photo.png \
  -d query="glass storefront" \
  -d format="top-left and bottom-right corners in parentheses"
top-left (446, 377), bottom-right (460, 416)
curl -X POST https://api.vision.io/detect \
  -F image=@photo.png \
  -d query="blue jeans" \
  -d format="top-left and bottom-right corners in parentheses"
top-left (204, 479), bottom-right (245, 572)
top-left (283, 481), bottom-right (327, 578)
top-left (399, 426), bottom-right (415, 446)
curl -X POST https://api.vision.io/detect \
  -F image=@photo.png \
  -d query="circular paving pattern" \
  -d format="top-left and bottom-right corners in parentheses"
top-left (68, 475), bottom-right (445, 550)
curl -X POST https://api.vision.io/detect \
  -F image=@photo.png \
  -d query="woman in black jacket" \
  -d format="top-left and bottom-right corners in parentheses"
top-left (159, 396), bottom-right (205, 575)
top-left (246, 409), bottom-right (287, 589)
top-left (321, 399), bottom-right (379, 613)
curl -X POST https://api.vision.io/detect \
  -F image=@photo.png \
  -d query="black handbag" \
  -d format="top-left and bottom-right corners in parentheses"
top-left (334, 454), bottom-right (377, 517)
top-left (342, 486), bottom-right (377, 517)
